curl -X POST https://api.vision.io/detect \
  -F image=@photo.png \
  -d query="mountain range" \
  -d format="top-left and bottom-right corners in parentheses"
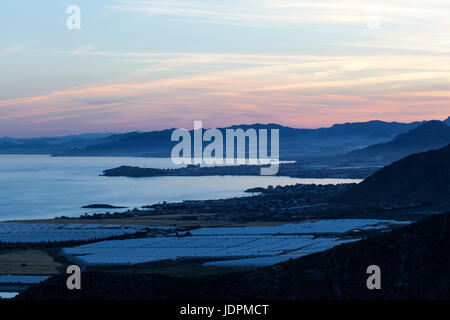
top-left (51, 120), bottom-right (432, 159)
top-left (1, 117), bottom-right (448, 162)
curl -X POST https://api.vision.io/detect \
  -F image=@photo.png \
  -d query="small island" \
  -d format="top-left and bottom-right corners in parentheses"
top-left (82, 204), bottom-right (128, 209)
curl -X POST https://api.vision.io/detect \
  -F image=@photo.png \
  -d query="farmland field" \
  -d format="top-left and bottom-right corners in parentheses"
top-left (60, 219), bottom-right (410, 267)
top-left (0, 223), bottom-right (149, 243)
top-left (0, 250), bottom-right (62, 275)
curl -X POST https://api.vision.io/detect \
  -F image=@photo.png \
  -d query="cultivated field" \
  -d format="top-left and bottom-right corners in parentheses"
top-left (12, 214), bottom-right (296, 227)
top-left (61, 219), bottom-right (410, 267)
top-left (189, 219), bottom-right (410, 235)
top-left (0, 219), bottom-right (412, 273)
top-left (0, 250), bottom-right (62, 275)
top-left (0, 223), bottom-right (148, 243)
top-left (62, 235), bottom-right (358, 267)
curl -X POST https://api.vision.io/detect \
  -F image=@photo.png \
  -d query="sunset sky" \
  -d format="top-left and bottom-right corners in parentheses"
top-left (1, 0), bottom-right (450, 137)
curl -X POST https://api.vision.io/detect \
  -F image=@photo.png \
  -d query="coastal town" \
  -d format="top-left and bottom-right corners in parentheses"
top-left (55, 182), bottom-right (426, 225)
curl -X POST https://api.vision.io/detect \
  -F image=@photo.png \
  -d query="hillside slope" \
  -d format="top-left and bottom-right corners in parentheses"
top-left (343, 121), bottom-right (450, 163)
top-left (340, 144), bottom-right (450, 204)
top-left (445, 116), bottom-right (450, 126)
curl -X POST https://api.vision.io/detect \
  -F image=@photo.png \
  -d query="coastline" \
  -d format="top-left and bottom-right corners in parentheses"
top-left (101, 163), bottom-right (379, 179)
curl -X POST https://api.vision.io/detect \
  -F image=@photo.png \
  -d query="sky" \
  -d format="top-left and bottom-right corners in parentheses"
top-left (0, 0), bottom-right (450, 137)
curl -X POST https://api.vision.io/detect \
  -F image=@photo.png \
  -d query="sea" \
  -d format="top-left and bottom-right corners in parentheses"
top-left (0, 155), bottom-right (361, 221)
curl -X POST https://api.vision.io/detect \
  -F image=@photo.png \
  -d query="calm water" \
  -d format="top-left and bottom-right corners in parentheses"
top-left (0, 292), bottom-right (18, 299)
top-left (0, 155), bottom-right (361, 221)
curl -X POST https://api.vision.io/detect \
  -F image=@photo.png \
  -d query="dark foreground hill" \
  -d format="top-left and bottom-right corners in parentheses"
top-left (340, 144), bottom-right (450, 204)
top-left (17, 212), bottom-right (450, 300)
top-left (343, 120), bottom-right (450, 163)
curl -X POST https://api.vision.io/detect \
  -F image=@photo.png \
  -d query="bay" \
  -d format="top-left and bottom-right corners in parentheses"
top-left (0, 155), bottom-right (361, 221)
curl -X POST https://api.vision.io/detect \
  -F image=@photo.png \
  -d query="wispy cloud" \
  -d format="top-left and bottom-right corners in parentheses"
top-left (0, 43), bottom-right (28, 55)
top-left (2, 1), bottom-right (450, 136)
top-left (109, 0), bottom-right (450, 28)
top-left (1, 51), bottom-right (449, 135)
top-left (70, 45), bottom-right (94, 55)
top-left (109, 0), bottom-right (367, 27)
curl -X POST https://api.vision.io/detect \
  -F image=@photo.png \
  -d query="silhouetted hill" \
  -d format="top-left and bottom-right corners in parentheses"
top-left (97, 131), bottom-right (141, 143)
top-left (17, 212), bottom-right (450, 300)
top-left (343, 121), bottom-right (450, 163)
top-left (316, 120), bottom-right (423, 137)
top-left (0, 132), bottom-right (121, 154)
top-left (340, 144), bottom-right (450, 204)
top-left (56, 129), bottom-right (175, 157)
top-left (54, 120), bottom-right (426, 158)
top-left (444, 116), bottom-right (450, 126)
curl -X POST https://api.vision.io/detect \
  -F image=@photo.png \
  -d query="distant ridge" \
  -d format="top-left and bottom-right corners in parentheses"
top-left (444, 116), bottom-right (450, 126)
top-left (316, 119), bottom-right (424, 136)
top-left (343, 120), bottom-right (450, 163)
top-left (340, 143), bottom-right (450, 204)
top-left (53, 120), bottom-right (426, 158)
top-left (0, 132), bottom-right (125, 155)
top-left (1, 119), bottom-right (444, 158)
